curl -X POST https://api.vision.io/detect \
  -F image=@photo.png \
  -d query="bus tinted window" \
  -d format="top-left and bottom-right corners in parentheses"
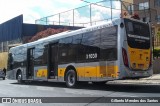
top-left (59, 36), bottom-right (75, 63)
top-left (81, 30), bottom-right (101, 62)
top-left (34, 44), bottom-right (47, 66)
top-left (126, 21), bottom-right (149, 37)
top-left (82, 30), bottom-right (100, 46)
top-left (125, 19), bottom-right (150, 49)
top-left (100, 26), bottom-right (118, 61)
top-left (72, 34), bottom-right (83, 62)
top-left (59, 37), bottom-right (72, 44)
top-left (73, 34), bottom-right (82, 44)
top-left (127, 22), bottom-right (133, 32)
top-left (12, 47), bottom-right (26, 69)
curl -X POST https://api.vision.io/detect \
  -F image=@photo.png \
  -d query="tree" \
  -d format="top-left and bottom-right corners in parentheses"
top-left (29, 28), bottom-right (68, 42)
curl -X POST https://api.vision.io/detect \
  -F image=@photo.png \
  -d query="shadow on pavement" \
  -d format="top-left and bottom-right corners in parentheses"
top-left (10, 80), bottom-right (160, 93)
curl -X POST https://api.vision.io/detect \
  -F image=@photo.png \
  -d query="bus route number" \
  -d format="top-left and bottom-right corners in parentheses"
top-left (86, 53), bottom-right (97, 59)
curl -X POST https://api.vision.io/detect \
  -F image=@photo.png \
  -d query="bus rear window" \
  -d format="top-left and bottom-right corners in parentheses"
top-left (126, 21), bottom-right (150, 37)
top-left (124, 19), bottom-right (150, 49)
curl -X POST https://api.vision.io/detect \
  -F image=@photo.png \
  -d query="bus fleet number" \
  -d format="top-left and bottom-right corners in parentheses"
top-left (86, 53), bottom-right (97, 59)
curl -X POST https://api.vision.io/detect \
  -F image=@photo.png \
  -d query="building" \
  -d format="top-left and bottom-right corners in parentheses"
top-left (0, 15), bottom-right (82, 70)
top-left (130, 0), bottom-right (160, 47)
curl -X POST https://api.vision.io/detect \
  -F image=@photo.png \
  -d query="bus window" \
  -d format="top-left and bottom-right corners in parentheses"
top-left (59, 36), bottom-right (74, 63)
top-left (81, 30), bottom-right (100, 62)
top-left (127, 22), bottom-right (133, 32)
top-left (125, 19), bottom-right (150, 49)
top-left (73, 34), bottom-right (82, 44)
top-left (73, 34), bottom-right (85, 62)
top-left (100, 26), bottom-right (118, 61)
top-left (34, 44), bottom-right (47, 66)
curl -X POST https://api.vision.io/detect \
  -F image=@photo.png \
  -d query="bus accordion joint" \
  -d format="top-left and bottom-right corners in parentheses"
top-left (122, 48), bottom-right (129, 67)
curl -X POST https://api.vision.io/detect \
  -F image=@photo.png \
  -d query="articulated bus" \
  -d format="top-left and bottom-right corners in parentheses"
top-left (7, 18), bottom-right (152, 87)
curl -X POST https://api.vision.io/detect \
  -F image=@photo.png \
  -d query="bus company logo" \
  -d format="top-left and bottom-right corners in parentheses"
top-left (2, 98), bottom-right (11, 103)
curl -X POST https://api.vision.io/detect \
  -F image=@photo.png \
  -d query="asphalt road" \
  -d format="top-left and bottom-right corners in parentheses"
top-left (0, 79), bottom-right (160, 106)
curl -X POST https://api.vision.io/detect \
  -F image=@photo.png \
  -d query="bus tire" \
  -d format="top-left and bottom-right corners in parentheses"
top-left (3, 77), bottom-right (5, 80)
top-left (17, 71), bottom-right (23, 83)
top-left (65, 69), bottom-right (77, 88)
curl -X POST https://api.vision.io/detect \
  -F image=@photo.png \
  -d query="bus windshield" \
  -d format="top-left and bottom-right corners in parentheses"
top-left (124, 19), bottom-right (150, 49)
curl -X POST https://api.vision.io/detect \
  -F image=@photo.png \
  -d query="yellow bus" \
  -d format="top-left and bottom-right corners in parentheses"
top-left (7, 18), bottom-right (152, 87)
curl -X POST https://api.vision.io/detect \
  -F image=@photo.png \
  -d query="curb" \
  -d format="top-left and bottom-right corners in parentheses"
top-left (107, 74), bottom-right (160, 85)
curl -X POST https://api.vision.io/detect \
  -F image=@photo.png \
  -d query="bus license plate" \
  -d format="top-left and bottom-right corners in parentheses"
top-left (138, 64), bottom-right (144, 68)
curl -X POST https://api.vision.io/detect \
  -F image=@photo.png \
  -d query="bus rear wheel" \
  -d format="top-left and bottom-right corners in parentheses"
top-left (65, 69), bottom-right (77, 88)
top-left (17, 71), bottom-right (23, 83)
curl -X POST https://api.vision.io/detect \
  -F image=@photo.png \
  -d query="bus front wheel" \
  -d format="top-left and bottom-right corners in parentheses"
top-left (65, 69), bottom-right (77, 88)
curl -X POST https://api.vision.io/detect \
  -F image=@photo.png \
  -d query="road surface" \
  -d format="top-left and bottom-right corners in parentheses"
top-left (0, 79), bottom-right (160, 106)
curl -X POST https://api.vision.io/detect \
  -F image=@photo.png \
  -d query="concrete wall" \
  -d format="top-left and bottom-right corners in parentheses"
top-left (122, 0), bottom-right (133, 3)
top-left (0, 52), bottom-right (8, 70)
top-left (153, 59), bottom-right (160, 74)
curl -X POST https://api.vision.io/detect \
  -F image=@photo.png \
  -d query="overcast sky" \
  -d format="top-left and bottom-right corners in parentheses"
top-left (0, 0), bottom-right (121, 24)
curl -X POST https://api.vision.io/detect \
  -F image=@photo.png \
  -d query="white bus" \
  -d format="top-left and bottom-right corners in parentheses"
top-left (7, 18), bottom-right (152, 87)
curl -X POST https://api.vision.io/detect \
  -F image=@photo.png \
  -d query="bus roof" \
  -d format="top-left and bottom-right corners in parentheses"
top-left (10, 18), bottom-right (147, 51)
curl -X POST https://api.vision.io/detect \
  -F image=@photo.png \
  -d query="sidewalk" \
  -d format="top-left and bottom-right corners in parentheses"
top-left (108, 74), bottom-right (160, 85)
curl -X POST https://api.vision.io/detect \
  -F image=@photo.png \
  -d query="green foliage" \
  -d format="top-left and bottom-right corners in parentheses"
top-left (153, 49), bottom-right (160, 58)
top-left (157, 32), bottom-right (160, 36)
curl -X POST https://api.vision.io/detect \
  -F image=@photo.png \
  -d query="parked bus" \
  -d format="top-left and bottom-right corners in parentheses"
top-left (7, 18), bottom-right (152, 87)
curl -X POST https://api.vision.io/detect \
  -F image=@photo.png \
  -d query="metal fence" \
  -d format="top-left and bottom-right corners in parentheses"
top-left (154, 36), bottom-right (160, 47)
top-left (35, 0), bottom-right (160, 47)
top-left (1, 0), bottom-right (159, 53)
top-left (35, 0), bottom-right (122, 27)
top-left (35, 0), bottom-right (158, 26)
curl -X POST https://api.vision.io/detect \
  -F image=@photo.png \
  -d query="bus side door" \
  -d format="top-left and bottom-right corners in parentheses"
top-left (27, 48), bottom-right (35, 79)
top-left (48, 42), bottom-right (59, 79)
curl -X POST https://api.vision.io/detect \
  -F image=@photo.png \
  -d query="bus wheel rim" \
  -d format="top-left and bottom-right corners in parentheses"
top-left (18, 74), bottom-right (21, 82)
top-left (68, 73), bottom-right (75, 86)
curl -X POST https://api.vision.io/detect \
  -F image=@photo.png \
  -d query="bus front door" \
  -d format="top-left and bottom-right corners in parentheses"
top-left (48, 43), bottom-right (58, 79)
top-left (27, 48), bottom-right (35, 79)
